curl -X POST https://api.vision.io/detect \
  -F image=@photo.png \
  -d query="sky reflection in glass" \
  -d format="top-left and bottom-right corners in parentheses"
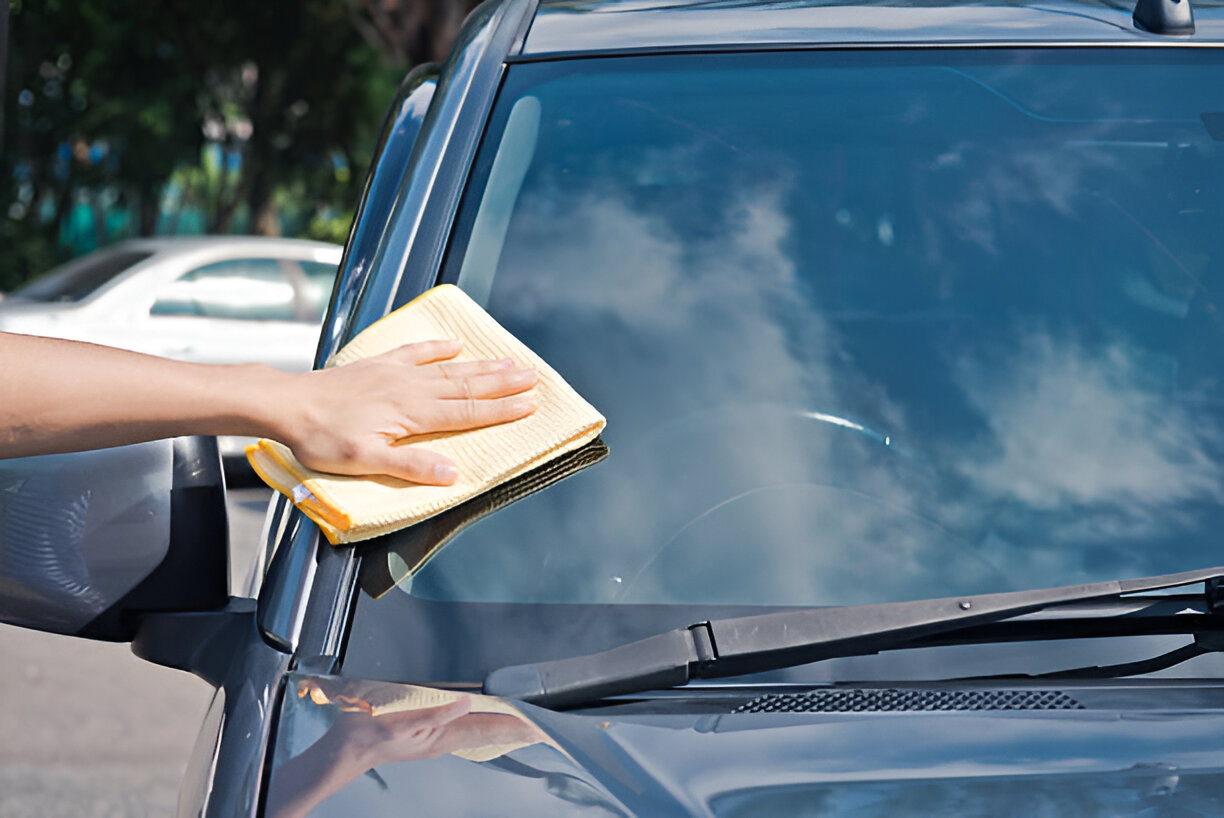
top-left (419, 50), bottom-right (1224, 608)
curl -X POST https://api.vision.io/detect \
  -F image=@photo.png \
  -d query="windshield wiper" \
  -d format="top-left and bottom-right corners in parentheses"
top-left (484, 566), bottom-right (1224, 709)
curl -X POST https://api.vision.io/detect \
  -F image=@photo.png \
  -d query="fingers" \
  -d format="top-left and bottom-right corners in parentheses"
top-left (369, 346), bottom-right (537, 393)
top-left (377, 339), bottom-right (464, 366)
top-left (425, 713), bottom-right (540, 758)
top-left (375, 344), bottom-right (531, 378)
top-left (410, 393), bottom-right (538, 437)
top-left (432, 367), bottom-right (538, 400)
top-left (362, 390), bottom-right (538, 484)
top-left (433, 359), bottom-right (520, 379)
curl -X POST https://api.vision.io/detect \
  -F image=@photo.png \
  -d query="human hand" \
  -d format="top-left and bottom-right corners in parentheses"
top-left (332, 702), bottom-right (549, 770)
top-left (266, 684), bottom-right (553, 818)
top-left (334, 698), bottom-right (475, 769)
top-left (269, 339), bottom-right (537, 484)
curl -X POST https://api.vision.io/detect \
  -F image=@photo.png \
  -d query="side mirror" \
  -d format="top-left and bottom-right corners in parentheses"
top-left (0, 436), bottom-right (230, 642)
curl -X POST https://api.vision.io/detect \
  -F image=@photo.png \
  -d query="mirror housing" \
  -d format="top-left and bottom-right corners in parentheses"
top-left (0, 436), bottom-right (230, 642)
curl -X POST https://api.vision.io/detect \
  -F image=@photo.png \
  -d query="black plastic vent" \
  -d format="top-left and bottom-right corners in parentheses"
top-left (734, 688), bottom-right (1084, 713)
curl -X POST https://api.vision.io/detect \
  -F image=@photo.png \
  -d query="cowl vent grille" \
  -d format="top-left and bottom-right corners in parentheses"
top-left (733, 688), bottom-right (1084, 713)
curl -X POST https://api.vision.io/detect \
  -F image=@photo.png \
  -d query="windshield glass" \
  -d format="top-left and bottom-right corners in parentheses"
top-left (344, 48), bottom-right (1224, 682)
top-left (10, 248), bottom-right (153, 302)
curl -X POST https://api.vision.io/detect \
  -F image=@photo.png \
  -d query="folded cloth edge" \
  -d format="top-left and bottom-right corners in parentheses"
top-left (247, 414), bottom-right (604, 546)
top-left (245, 438), bottom-right (349, 544)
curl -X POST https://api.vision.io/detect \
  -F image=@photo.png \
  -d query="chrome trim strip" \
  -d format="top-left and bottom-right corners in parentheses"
top-left (507, 39), bottom-right (1224, 63)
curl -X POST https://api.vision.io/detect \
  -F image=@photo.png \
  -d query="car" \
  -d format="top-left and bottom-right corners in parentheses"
top-left (5, 0), bottom-right (1224, 815)
top-left (0, 236), bottom-right (342, 460)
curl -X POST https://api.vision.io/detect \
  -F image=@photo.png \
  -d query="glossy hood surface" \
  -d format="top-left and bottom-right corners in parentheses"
top-left (265, 674), bottom-right (1224, 816)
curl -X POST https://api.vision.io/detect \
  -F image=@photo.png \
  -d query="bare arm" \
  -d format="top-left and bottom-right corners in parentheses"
top-left (0, 333), bottom-right (537, 485)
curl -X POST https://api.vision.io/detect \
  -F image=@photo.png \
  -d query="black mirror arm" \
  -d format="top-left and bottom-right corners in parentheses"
top-left (131, 597), bottom-right (259, 688)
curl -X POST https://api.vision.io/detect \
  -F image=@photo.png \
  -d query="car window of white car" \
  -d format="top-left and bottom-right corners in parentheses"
top-left (297, 260), bottom-right (339, 323)
top-left (9, 248), bottom-right (155, 303)
top-left (150, 259), bottom-right (298, 321)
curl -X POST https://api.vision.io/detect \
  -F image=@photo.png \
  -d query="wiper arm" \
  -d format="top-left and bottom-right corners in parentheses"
top-left (484, 566), bottom-right (1224, 709)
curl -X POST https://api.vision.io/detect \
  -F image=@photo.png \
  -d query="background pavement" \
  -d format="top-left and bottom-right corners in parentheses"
top-left (0, 486), bottom-right (273, 818)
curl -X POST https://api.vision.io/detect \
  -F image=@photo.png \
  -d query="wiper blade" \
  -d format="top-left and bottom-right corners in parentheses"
top-left (484, 566), bottom-right (1224, 708)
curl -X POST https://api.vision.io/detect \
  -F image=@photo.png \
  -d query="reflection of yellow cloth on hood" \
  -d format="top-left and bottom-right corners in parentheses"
top-left (300, 680), bottom-right (560, 762)
top-left (371, 685), bottom-right (557, 763)
top-left (246, 284), bottom-right (606, 545)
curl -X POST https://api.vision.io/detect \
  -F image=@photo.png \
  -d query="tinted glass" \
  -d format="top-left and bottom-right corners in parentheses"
top-left (11, 249), bottom-right (152, 302)
top-left (346, 49), bottom-right (1224, 680)
top-left (151, 259), bottom-right (297, 321)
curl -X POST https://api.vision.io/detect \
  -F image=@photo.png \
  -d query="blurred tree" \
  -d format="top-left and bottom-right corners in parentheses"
top-left (3, 0), bottom-right (205, 279)
top-left (1, 0), bottom-right (402, 291)
top-left (181, 0), bottom-right (400, 236)
top-left (348, 0), bottom-right (481, 66)
top-left (1, 0), bottom-right (8, 148)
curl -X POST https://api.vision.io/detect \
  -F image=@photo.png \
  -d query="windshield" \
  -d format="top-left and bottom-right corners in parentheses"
top-left (10, 248), bottom-right (153, 302)
top-left (344, 48), bottom-right (1224, 683)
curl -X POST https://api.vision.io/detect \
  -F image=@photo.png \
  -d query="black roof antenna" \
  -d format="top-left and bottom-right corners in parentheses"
top-left (1134, 0), bottom-right (1195, 35)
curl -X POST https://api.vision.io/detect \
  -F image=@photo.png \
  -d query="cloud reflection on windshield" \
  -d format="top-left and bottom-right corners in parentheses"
top-left (439, 139), bottom-right (1224, 607)
top-left (955, 331), bottom-right (1223, 513)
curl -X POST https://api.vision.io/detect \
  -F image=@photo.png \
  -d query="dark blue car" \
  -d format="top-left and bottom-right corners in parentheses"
top-left (6, 0), bottom-right (1224, 813)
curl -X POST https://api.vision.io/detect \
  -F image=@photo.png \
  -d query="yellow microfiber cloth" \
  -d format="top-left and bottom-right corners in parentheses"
top-left (246, 284), bottom-right (606, 545)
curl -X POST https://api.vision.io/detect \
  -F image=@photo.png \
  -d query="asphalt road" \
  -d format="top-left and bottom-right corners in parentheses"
top-left (0, 487), bottom-right (273, 818)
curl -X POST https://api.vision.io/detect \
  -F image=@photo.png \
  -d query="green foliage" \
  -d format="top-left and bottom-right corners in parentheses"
top-left (0, 224), bottom-right (57, 293)
top-left (2, 0), bottom-right (404, 290)
top-left (306, 207), bottom-right (358, 246)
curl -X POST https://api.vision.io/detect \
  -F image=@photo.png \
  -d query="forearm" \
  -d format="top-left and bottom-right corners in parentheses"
top-left (0, 331), bottom-right (537, 482)
top-left (0, 333), bottom-right (288, 458)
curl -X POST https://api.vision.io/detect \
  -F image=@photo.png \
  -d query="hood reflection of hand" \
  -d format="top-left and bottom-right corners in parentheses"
top-left (267, 689), bottom-right (554, 818)
top-left (337, 698), bottom-right (474, 768)
top-left (333, 698), bottom-right (552, 767)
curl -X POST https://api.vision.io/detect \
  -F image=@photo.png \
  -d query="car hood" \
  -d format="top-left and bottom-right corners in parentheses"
top-left (0, 300), bottom-right (79, 327)
top-left (265, 674), bottom-right (1224, 816)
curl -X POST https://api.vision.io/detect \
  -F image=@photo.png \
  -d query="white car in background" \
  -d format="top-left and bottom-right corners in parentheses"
top-left (0, 236), bottom-right (343, 459)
